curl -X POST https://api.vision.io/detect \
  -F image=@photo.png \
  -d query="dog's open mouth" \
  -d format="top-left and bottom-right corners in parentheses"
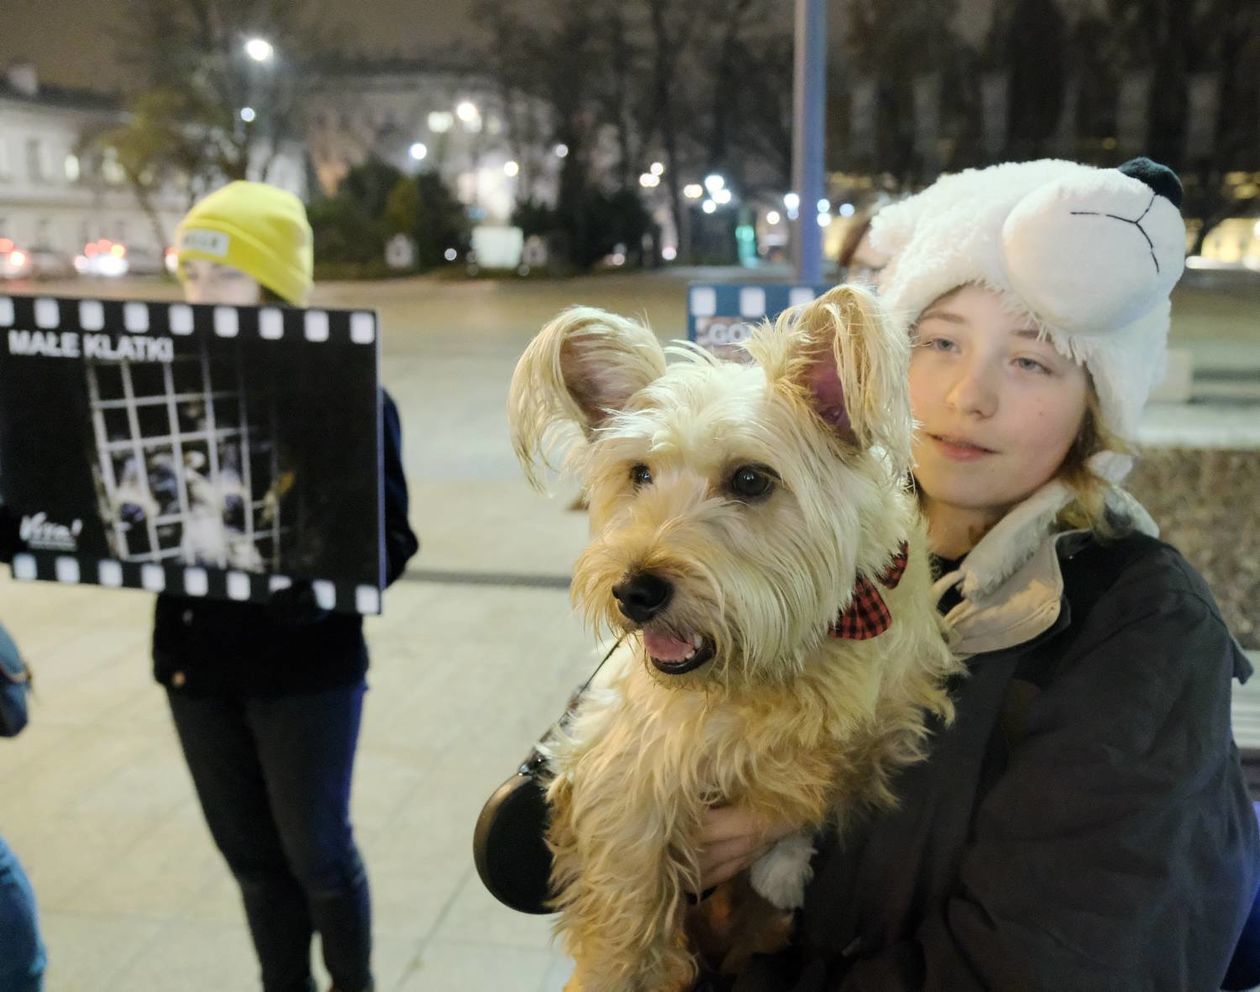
top-left (642, 629), bottom-right (716, 675)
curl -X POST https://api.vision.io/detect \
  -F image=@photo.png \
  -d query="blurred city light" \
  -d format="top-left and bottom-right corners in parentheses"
top-left (239, 107), bottom-right (256, 123)
top-left (766, 210), bottom-right (781, 225)
top-left (839, 202), bottom-right (855, 217)
top-left (817, 213), bottom-right (832, 227)
top-left (443, 248), bottom-right (458, 262)
top-left (783, 192), bottom-right (800, 211)
top-left (683, 184), bottom-right (703, 199)
top-left (554, 143), bottom-right (569, 158)
top-left (409, 142), bottom-right (428, 161)
top-left (713, 188), bottom-right (732, 205)
top-left (639, 173), bottom-right (660, 189)
top-left (817, 198), bottom-right (830, 213)
top-left (456, 101), bottom-right (480, 123)
top-left (650, 161), bottom-right (665, 176)
top-left (244, 38), bottom-right (274, 63)
top-left (702, 200), bottom-right (717, 214)
top-left (428, 112), bottom-right (454, 133)
top-left (662, 246), bottom-right (677, 261)
top-left (704, 174), bottom-right (726, 194)
top-left (504, 160), bottom-right (520, 177)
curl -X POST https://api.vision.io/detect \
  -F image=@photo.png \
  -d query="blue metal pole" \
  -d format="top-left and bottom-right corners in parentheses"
top-left (793, 0), bottom-right (826, 285)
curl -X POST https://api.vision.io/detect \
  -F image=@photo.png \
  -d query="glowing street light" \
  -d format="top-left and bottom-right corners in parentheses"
top-left (244, 37), bottom-right (274, 63)
top-left (409, 142), bottom-right (428, 161)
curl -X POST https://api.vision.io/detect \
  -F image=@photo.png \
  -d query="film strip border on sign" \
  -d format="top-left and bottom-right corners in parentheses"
top-left (686, 283), bottom-right (831, 354)
top-left (9, 550), bottom-right (384, 616)
top-left (0, 294), bottom-right (378, 346)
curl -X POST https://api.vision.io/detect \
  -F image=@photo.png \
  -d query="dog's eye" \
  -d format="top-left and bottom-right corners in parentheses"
top-left (630, 463), bottom-right (653, 488)
top-left (728, 465), bottom-right (775, 500)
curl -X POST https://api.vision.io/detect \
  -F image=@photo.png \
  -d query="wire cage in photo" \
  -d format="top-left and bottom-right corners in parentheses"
top-left (85, 342), bottom-right (285, 572)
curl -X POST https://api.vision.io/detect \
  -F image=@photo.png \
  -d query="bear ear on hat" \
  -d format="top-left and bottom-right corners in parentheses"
top-left (1000, 161), bottom-right (1185, 337)
top-left (1118, 157), bottom-right (1183, 208)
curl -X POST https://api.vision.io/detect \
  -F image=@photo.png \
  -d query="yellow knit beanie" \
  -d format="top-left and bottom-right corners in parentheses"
top-left (175, 181), bottom-right (314, 306)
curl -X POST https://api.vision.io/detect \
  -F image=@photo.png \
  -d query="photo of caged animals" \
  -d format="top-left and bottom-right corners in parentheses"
top-left (0, 296), bottom-right (383, 608)
top-left (87, 343), bottom-right (286, 573)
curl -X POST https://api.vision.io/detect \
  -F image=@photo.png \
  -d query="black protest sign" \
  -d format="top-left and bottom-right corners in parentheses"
top-left (0, 294), bottom-right (385, 615)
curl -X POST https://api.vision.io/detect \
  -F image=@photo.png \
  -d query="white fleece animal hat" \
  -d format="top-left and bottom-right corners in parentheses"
top-left (870, 157), bottom-right (1186, 444)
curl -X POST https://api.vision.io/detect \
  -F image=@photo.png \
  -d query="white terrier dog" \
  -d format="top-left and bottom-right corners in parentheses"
top-left (508, 285), bottom-right (960, 992)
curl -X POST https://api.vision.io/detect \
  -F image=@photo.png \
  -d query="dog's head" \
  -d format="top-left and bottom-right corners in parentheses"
top-left (508, 285), bottom-right (913, 688)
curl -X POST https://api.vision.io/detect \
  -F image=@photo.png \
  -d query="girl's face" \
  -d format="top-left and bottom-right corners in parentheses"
top-left (909, 284), bottom-right (1089, 534)
top-left (180, 258), bottom-right (262, 306)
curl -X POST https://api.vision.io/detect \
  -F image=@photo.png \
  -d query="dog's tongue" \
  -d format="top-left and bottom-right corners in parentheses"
top-left (643, 630), bottom-right (694, 662)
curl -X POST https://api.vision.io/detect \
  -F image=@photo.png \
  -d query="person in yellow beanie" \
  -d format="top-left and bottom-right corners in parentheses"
top-left (154, 182), bottom-right (418, 992)
top-left (174, 180), bottom-right (314, 306)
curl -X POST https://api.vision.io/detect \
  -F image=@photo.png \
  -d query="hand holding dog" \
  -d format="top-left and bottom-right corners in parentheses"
top-left (698, 806), bottom-right (797, 892)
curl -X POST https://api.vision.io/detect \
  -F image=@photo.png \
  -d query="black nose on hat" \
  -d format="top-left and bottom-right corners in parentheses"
top-left (612, 571), bottom-right (673, 623)
top-left (1118, 157), bottom-right (1183, 208)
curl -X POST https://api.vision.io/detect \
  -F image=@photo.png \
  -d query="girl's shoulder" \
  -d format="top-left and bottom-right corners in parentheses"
top-left (1060, 530), bottom-right (1218, 621)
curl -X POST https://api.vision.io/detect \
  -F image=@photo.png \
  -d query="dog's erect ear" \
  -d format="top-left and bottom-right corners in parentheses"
top-left (508, 306), bottom-right (666, 488)
top-left (753, 284), bottom-right (913, 473)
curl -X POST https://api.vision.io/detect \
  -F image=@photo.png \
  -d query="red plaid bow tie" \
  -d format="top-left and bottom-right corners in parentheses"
top-left (829, 541), bottom-right (909, 641)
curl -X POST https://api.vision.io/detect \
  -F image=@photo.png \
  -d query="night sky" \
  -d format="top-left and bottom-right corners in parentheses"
top-left (1, 0), bottom-right (1000, 96)
top-left (0, 0), bottom-right (484, 93)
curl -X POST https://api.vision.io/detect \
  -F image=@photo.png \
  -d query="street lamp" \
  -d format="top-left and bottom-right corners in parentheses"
top-left (244, 37), bottom-right (274, 63)
top-left (456, 101), bottom-right (481, 132)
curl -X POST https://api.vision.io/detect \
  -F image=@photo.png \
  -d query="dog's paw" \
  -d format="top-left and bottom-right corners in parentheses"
top-left (749, 830), bottom-right (814, 909)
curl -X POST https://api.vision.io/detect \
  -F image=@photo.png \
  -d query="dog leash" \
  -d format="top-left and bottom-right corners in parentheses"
top-left (518, 636), bottom-right (626, 776)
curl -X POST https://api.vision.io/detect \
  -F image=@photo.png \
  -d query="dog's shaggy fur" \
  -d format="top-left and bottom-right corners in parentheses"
top-left (508, 285), bottom-right (961, 992)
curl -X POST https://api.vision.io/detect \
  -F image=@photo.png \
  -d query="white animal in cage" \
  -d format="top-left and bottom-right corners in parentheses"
top-left (180, 450), bottom-right (264, 572)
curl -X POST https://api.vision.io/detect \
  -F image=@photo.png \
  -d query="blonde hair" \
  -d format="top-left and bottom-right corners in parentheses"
top-left (1055, 384), bottom-right (1134, 536)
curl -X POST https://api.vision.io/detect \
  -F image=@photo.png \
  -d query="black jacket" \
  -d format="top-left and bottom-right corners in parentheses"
top-left (152, 390), bottom-right (418, 698)
top-left (733, 534), bottom-right (1260, 992)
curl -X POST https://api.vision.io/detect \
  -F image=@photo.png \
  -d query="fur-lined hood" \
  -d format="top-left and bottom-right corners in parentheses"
top-left (933, 461), bottom-right (1159, 656)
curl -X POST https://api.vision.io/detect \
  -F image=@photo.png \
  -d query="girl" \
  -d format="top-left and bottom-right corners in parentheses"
top-left (156, 181), bottom-right (418, 992)
top-left (697, 158), bottom-right (1260, 991)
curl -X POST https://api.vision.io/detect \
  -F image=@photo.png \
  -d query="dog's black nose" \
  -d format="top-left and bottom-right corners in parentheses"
top-left (612, 572), bottom-right (673, 623)
top-left (1118, 157), bottom-right (1183, 207)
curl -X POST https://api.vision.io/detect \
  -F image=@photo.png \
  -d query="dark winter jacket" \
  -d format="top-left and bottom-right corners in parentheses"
top-left (152, 390), bottom-right (418, 697)
top-left (729, 531), bottom-right (1260, 992)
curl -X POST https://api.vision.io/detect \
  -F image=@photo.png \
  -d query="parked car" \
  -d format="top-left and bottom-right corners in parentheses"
top-left (24, 246), bottom-right (74, 279)
top-left (0, 238), bottom-right (32, 279)
top-left (74, 239), bottom-right (130, 278)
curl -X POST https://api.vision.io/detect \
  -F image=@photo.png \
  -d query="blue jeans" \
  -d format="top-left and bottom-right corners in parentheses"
top-left (0, 833), bottom-right (45, 992)
top-left (168, 684), bottom-right (372, 992)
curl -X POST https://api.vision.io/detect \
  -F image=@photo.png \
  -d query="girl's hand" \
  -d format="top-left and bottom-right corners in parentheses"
top-left (696, 805), bottom-right (796, 892)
